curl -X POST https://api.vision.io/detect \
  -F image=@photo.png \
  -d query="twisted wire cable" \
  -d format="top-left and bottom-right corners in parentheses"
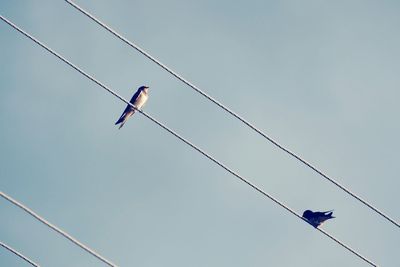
top-left (0, 241), bottom-right (40, 267)
top-left (0, 191), bottom-right (117, 267)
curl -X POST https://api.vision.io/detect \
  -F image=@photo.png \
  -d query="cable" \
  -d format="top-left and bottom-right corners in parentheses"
top-left (0, 241), bottom-right (40, 267)
top-left (0, 191), bottom-right (117, 267)
top-left (64, 0), bottom-right (400, 229)
top-left (0, 15), bottom-right (378, 266)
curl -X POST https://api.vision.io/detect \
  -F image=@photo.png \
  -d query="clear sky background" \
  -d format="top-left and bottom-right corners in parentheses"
top-left (1, 1), bottom-right (399, 266)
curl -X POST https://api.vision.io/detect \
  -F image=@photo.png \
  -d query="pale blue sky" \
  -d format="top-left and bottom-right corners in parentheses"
top-left (1, 1), bottom-right (399, 266)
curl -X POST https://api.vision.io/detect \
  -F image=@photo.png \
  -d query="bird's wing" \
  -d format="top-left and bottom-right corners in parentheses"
top-left (115, 105), bottom-right (134, 124)
top-left (130, 89), bottom-right (141, 104)
top-left (323, 210), bottom-right (334, 213)
top-left (315, 211), bottom-right (334, 223)
top-left (122, 104), bottom-right (134, 115)
top-left (115, 89), bottom-right (141, 125)
top-left (313, 210), bottom-right (332, 217)
top-left (322, 210), bottom-right (334, 217)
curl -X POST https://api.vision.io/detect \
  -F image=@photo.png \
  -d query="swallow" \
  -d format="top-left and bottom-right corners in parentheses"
top-left (302, 210), bottom-right (335, 228)
top-left (115, 86), bottom-right (149, 129)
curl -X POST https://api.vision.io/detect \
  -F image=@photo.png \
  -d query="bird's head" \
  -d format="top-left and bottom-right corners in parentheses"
top-left (140, 85), bottom-right (149, 93)
top-left (302, 210), bottom-right (313, 219)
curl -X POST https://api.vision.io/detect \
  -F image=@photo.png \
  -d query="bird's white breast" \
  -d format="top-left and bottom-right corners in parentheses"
top-left (134, 91), bottom-right (148, 109)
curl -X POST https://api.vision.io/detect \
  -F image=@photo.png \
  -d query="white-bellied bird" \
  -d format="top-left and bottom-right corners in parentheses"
top-left (115, 86), bottom-right (149, 129)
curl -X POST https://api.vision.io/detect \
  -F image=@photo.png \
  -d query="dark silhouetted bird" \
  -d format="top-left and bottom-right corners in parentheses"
top-left (115, 86), bottom-right (149, 129)
top-left (302, 210), bottom-right (335, 228)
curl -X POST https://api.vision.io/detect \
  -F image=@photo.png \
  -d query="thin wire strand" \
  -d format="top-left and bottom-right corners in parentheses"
top-left (0, 241), bottom-right (40, 267)
top-left (0, 191), bottom-right (117, 267)
top-left (64, 0), bottom-right (399, 229)
top-left (0, 15), bottom-right (378, 267)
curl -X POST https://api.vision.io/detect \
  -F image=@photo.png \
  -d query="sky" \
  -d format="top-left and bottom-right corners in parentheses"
top-left (1, 0), bottom-right (399, 266)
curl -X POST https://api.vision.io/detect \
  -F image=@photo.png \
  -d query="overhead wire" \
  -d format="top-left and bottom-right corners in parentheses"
top-left (0, 241), bottom-right (40, 267)
top-left (64, 0), bottom-right (400, 229)
top-left (0, 15), bottom-right (378, 266)
top-left (0, 191), bottom-right (117, 267)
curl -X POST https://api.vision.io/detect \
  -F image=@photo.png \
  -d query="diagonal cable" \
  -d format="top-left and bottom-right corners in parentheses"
top-left (64, 0), bottom-right (399, 229)
top-left (0, 15), bottom-right (378, 266)
top-left (0, 191), bottom-right (117, 267)
top-left (0, 241), bottom-right (40, 267)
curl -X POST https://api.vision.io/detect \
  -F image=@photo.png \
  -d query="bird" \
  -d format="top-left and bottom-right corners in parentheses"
top-left (302, 210), bottom-right (335, 228)
top-left (115, 85), bottom-right (149, 129)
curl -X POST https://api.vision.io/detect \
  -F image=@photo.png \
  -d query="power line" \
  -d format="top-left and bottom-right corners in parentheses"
top-left (0, 241), bottom-right (40, 267)
top-left (64, 0), bottom-right (400, 229)
top-left (0, 191), bottom-right (117, 267)
top-left (0, 15), bottom-right (378, 266)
